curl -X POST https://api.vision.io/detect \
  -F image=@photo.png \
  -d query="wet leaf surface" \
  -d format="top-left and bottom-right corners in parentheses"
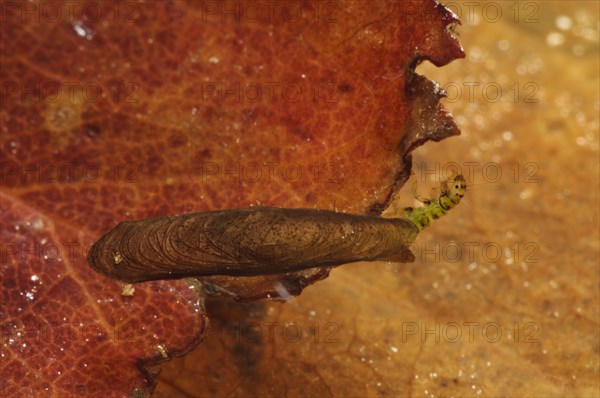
top-left (1, 0), bottom-right (463, 396)
top-left (154, 1), bottom-right (600, 397)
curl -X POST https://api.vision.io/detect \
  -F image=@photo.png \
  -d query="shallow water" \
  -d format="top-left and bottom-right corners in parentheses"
top-left (394, 1), bottom-right (600, 394)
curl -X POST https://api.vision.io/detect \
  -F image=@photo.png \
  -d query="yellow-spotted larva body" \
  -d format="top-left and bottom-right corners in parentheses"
top-left (404, 175), bottom-right (467, 231)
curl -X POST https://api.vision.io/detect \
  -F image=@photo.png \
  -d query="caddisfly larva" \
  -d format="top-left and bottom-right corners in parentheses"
top-left (87, 176), bottom-right (466, 283)
top-left (404, 174), bottom-right (467, 231)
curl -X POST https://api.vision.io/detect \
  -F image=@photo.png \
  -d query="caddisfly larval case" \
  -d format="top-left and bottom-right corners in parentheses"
top-left (86, 207), bottom-right (419, 283)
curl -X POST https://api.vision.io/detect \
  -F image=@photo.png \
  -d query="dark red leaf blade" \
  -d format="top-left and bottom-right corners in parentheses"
top-left (1, 0), bottom-right (463, 396)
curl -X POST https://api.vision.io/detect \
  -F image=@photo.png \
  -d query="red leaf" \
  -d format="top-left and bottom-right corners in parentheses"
top-left (1, 0), bottom-right (463, 396)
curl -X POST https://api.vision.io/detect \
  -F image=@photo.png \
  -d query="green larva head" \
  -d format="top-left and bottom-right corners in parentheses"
top-left (440, 174), bottom-right (467, 210)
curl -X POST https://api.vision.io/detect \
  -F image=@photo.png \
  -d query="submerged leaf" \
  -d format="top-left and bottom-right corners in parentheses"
top-left (1, 0), bottom-right (463, 396)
